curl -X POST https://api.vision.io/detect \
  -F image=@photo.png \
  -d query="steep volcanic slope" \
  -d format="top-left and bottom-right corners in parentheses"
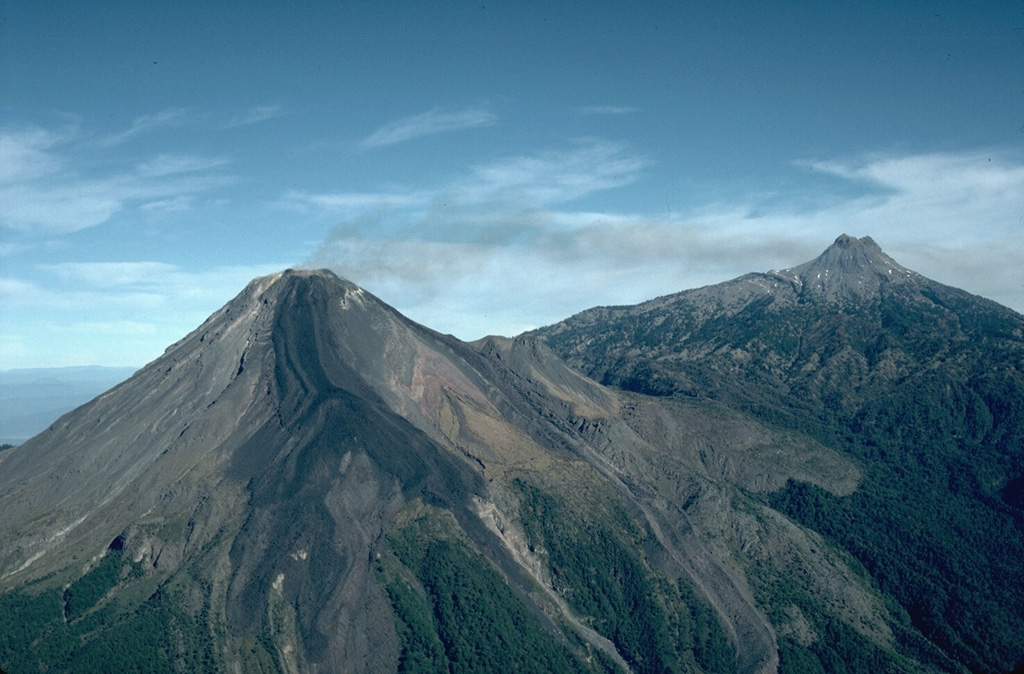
top-left (0, 271), bottom-right (487, 671)
top-left (535, 235), bottom-right (1024, 674)
top-left (0, 260), bottom-right (990, 674)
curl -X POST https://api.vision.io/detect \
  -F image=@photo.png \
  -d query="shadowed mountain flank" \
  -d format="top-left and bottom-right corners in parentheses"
top-left (2, 238), bottom-right (1023, 674)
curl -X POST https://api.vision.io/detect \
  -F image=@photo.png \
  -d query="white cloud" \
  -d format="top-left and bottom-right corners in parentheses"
top-left (1, 183), bottom-right (123, 233)
top-left (0, 262), bottom-right (288, 369)
top-left (577, 106), bottom-right (640, 115)
top-left (805, 151), bottom-right (1024, 243)
top-left (96, 108), bottom-right (190, 147)
top-left (38, 261), bottom-right (180, 288)
top-left (0, 122), bottom-right (232, 235)
top-left (279, 188), bottom-right (433, 218)
top-left (6, 133), bottom-right (1020, 370)
top-left (1, 173), bottom-right (231, 234)
top-left (136, 154), bottom-right (230, 178)
top-left (459, 140), bottom-right (646, 206)
top-left (293, 139), bottom-right (646, 225)
top-left (224, 105), bottom-right (285, 128)
top-left (140, 195), bottom-right (194, 212)
top-left (360, 106), bottom-right (497, 148)
top-left (0, 126), bottom-right (68, 184)
top-left (301, 146), bottom-right (1024, 340)
top-left (0, 277), bottom-right (43, 304)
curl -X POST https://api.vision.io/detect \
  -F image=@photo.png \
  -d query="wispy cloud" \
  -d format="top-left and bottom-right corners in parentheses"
top-left (803, 151), bottom-right (1024, 244)
top-left (360, 106), bottom-right (497, 148)
top-left (279, 188), bottom-right (434, 218)
top-left (2, 183), bottom-right (124, 233)
top-left (135, 154), bottom-right (230, 178)
top-left (0, 126), bottom-right (68, 183)
top-left (139, 195), bottom-right (194, 212)
top-left (292, 139), bottom-right (645, 222)
top-left (38, 261), bottom-right (180, 288)
top-left (224, 105), bottom-right (285, 128)
top-left (461, 140), bottom-right (645, 206)
top-left (577, 106), bottom-right (640, 115)
top-left (0, 122), bottom-right (232, 235)
top-left (1, 171), bottom-right (233, 235)
top-left (96, 108), bottom-right (190, 147)
top-left (0, 262), bottom-right (287, 368)
top-left (299, 146), bottom-right (1024, 339)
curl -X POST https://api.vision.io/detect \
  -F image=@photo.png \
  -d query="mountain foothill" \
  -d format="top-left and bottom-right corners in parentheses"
top-left (1, 235), bottom-right (1022, 674)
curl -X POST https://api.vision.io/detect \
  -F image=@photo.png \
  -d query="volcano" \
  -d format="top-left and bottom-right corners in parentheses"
top-left (2, 237), bottom-right (1023, 674)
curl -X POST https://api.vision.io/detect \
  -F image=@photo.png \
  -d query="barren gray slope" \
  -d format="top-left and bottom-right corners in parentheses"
top-left (0, 266), bottom-right (917, 674)
top-left (0, 270), bottom-right (485, 671)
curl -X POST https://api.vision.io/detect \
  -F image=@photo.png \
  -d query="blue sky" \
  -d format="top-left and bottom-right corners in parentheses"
top-left (2, 1), bottom-right (1023, 369)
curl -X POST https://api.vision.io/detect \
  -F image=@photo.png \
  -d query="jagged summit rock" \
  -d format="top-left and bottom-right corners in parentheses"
top-left (769, 234), bottom-right (916, 302)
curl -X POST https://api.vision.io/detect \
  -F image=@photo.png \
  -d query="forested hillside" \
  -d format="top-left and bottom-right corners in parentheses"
top-left (536, 236), bottom-right (1024, 674)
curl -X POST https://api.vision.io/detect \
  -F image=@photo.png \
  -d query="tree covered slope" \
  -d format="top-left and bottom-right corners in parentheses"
top-left (535, 235), bottom-right (1024, 674)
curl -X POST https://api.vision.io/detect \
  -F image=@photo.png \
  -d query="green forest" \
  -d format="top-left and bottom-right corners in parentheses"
top-left (376, 502), bottom-right (609, 674)
top-left (514, 479), bottom-right (733, 674)
top-left (538, 278), bottom-right (1024, 674)
top-left (0, 542), bottom-right (216, 673)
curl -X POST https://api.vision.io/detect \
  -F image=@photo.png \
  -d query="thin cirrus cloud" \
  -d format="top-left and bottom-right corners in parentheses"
top-left (139, 195), bottom-right (195, 213)
top-left (94, 108), bottom-right (191, 148)
top-left (135, 154), bottom-right (231, 178)
top-left (0, 121), bottom-right (232, 235)
top-left (801, 151), bottom-right (1024, 244)
top-left (1, 262), bottom-right (290, 367)
top-left (290, 139), bottom-right (645, 222)
top-left (224, 105), bottom-right (286, 128)
top-left (0, 125), bottom-right (68, 183)
top-left (359, 106), bottom-right (497, 148)
top-left (1, 108), bottom-right (261, 236)
top-left (298, 145), bottom-right (1024, 339)
top-left (577, 106), bottom-right (640, 115)
top-left (1, 165), bottom-right (233, 235)
top-left (279, 188), bottom-right (434, 218)
top-left (14, 262), bottom-right (287, 314)
top-left (459, 140), bottom-right (646, 206)
top-left (37, 261), bottom-right (181, 288)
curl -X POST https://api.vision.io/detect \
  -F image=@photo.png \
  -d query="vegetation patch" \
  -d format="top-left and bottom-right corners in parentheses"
top-left (513, 479), bottom-right (732, 674)
top-left (377, 502), bottom-right (604, 674)
top-left (538, 265), bottom-right (1024, 674)
top-left (0, 548), bottom-right (217, 673)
